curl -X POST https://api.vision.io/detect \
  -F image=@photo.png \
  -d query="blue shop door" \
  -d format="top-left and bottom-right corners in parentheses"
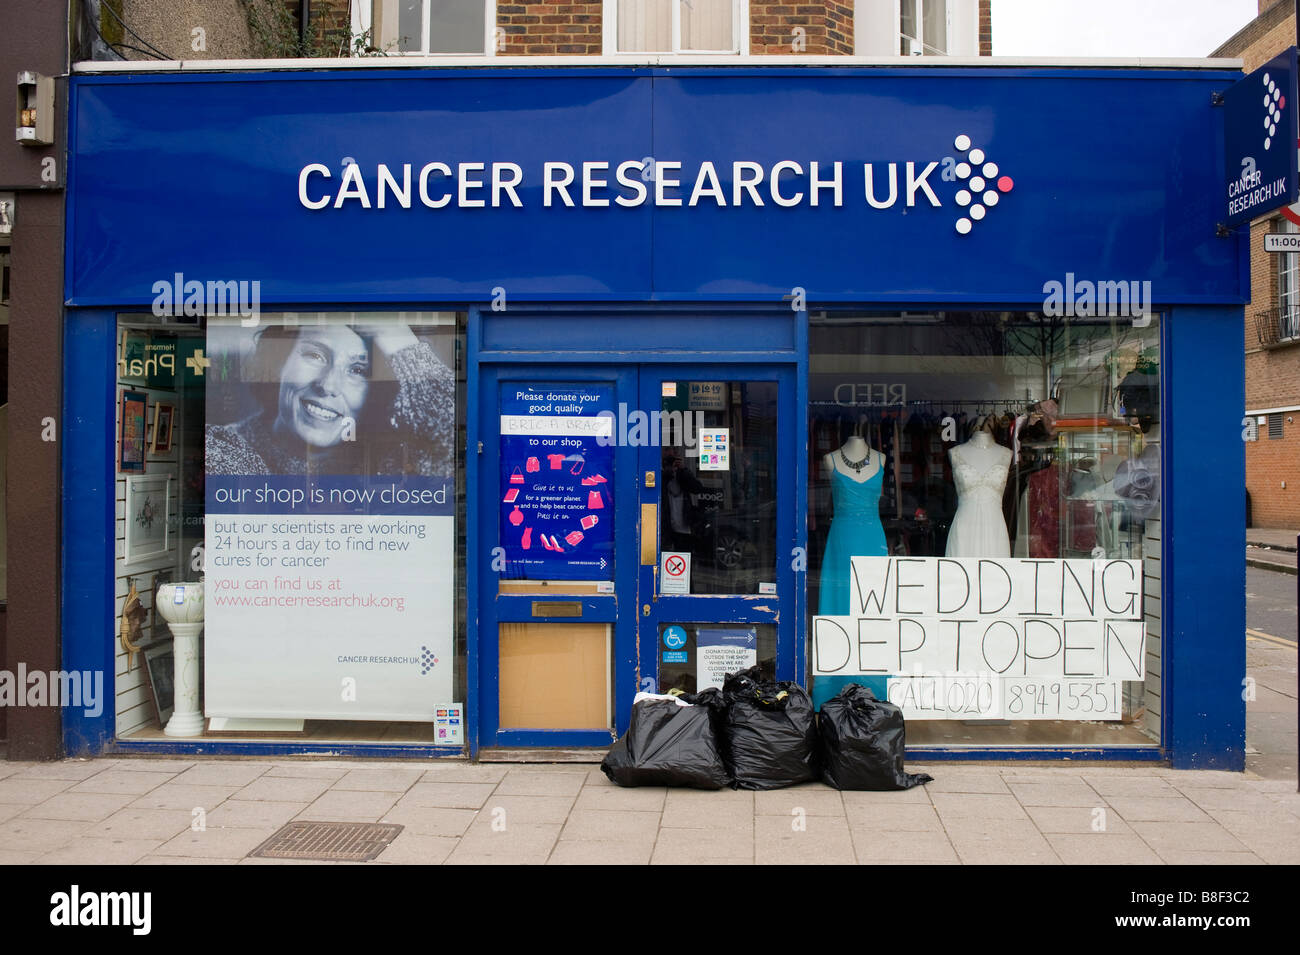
top-left (477, 363), bottom-right (797, 749)
top-left (636, 366), bottom-right (799, 697)
top-left (479, 366), bottom-right (640, 748)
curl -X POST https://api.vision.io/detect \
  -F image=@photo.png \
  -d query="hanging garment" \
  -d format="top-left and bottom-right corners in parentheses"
top-left (945, 438), bottom-right (1012, 558)
top-left (1025, 463), bottom-right (1061, 558)
top-left (818, 466), bottom-right (887, 614)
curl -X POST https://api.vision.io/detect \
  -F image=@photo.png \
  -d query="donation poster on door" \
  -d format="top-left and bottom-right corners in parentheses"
top-left (202, 314), bottom-right (457, 722)
top-left (499, 383), bottom-right (615, 579)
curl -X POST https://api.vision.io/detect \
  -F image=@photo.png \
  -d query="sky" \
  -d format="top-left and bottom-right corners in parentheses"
top-left (992, 0), bottom-right (1262, 58)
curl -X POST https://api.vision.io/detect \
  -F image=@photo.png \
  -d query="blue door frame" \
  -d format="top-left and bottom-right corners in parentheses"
top-left (635, 364), bottom-right (801, 686)
top-left (472, 360), bottom-right (800, 748)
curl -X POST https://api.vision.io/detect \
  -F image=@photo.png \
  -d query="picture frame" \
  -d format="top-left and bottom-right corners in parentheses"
top-left (142, 640), bottom-right (175, 728)
top-left (151, 402), bottom-right (175, 454)
top-left (118, 328), bottom-right (149, 386)
top-left (124, 474), bottom-right (173, 567)
top-left (118, 389), bottom-right (148, 473)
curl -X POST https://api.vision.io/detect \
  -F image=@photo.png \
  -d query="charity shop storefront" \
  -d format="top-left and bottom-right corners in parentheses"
top-left (60, 61), bottom-right (1247, 768)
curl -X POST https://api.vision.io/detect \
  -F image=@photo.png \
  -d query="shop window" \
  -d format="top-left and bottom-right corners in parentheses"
top-left (112, 311), bottom-right (467, 748)
top-left (608, 0), bottom-right (747, 54)
top-left (900, 0), bottom-right (947, 55)
top-left (808, 311), bottom-right (1162, 746)
top-left (356, 0), bottom-right (495, 54)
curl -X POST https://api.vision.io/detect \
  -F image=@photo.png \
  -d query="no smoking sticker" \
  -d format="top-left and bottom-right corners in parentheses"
top-left (660, 551), bottom-right (691, 594)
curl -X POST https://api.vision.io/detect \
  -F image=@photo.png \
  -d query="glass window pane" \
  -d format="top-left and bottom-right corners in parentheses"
top-left (428, 0), bottom-right (487, 53)
top-left (923, 0), bottom-right (947, 54)
top-left (619, 0), bottom-right (672, 52)
top-left (398, 0), bottom-right (424, 52)
top-left (660, 380), bottom-right (776, 596)
top-left (681, 0), bottom-right (733, 51)
top-left (808, 312), bottom-right (1162, 746)
top-left (900, 0), bottom-right (919, 55)
top-left (657, 623), bottom-right (776, 694)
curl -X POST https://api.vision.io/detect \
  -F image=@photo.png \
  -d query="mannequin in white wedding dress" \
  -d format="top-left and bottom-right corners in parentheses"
top-left (945, 423), bottom-right (1013, 557)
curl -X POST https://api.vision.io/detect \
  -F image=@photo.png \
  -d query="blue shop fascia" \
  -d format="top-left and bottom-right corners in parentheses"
top-left (59, 60), bottom-right (1246, 768)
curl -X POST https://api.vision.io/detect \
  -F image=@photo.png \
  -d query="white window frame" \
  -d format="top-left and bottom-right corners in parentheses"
top-left (1280, 219), bottom-right (1300, 341)
top-left (352, 1), bottom-right (498, 56)
top-left (603, 1), bottom-right (750, 56)
top-left (897, 0), bottom-right (948, 57)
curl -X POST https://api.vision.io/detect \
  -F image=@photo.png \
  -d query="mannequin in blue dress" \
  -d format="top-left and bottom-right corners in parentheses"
top-left (815, 434), bottom-right (889, 705)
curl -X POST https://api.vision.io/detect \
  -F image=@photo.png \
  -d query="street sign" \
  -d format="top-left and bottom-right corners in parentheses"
top-left (1223, 47), bottom-right (1299, 228)
top-left (1264, 232), bottom-right (1300, 252)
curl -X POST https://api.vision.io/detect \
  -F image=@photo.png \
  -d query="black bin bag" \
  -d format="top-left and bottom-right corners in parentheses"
top-left (818, 684), bottom-right (933, 791)
top-left (720, 667), bottom-right (819, 790)
top-left (601, 693), bottom-right (730, 790)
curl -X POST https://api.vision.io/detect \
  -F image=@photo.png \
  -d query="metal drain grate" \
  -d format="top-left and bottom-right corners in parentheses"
top-left (249, 821), bottom-right (404, 862)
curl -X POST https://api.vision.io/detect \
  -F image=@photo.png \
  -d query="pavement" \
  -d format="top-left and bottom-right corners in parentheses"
top-left (0, 540), bottom-right (1293, 867)
top-left (1246, 527), bottom-right (1299, 574)
top-left (0, 757), bottom-right (1296, 865)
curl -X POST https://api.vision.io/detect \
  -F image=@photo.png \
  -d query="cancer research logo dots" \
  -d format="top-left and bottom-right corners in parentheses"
top-left (1263, 70), bottom-right (1286, 151)
top-left (949, 133), bottom-right (1014, 236)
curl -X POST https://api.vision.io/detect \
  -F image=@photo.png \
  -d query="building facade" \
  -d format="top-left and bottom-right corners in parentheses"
top-left (1214, 0), bottom-right (1300, 529)
top-left (5, 1), bottom-right (1250, 771)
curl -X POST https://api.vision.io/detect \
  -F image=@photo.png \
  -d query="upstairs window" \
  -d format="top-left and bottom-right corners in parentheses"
top-left (357, 0), bottom-right (495, 55)
top-left (608, 1), bottom-right (747, 54)
top-left (900, 0), bottom-right (947, 56)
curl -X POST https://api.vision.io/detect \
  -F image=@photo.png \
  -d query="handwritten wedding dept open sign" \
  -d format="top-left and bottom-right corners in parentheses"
top-left (812, 557), bottom-right (1145, 720)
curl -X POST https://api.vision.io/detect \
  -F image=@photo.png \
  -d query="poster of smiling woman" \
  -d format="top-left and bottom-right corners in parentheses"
top-left (203, 313), bottom-right (458, 728)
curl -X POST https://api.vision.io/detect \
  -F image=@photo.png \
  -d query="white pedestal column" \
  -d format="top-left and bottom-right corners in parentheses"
top-left (164, 621), bottom-right (206, 737)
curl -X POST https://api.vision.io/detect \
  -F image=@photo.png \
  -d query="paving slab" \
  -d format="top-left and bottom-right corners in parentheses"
top-left (549, 840), bottom-right (655, 865)
top-left (331, 767), bottom-right (426, 793)
top-left (844, 802), bottom-right (942, 831)
top-left (172, 762), bottom-right (272, 788)
top-left (399, 781), bottom-right (497, 810)
top-left (446, 822), bottom-right (562, 864)
top-left (560, 809), bottom-right (661, 842)
top-left (1005, 781), bottom-right (1103, 807)
top-left (228, 775), bottom-right (336, 804)
top-left (380, 804), bottom-right (479, 837)
top-left (650, 825), bottom-right (753, 864)
top-left (293, 789), bottom-right (404, 822)
top-left (1081, 775), bottom-right (1180, 796)
top-left (572, 785), bottom-right (668, 812)
top-left (1153, 849), bottom-right (1265, 865)
top-left (931, 792), bottom-right (1030, 820)
top-left (1105, 796), bottom-right (1213, 823)
top-left (69, 770), bottom-right (181, 795)
top-left (493, 770), bottom-right (589, 797)
top-left (471, 794), bottom-right (577, 826)
top-left (20, 791), bottom-right (138, 823)
top-left (1025, 805), bottom-right (1133, 835)
top-left (852, 827), bottom-right (959, 863)
top-left (374, 832), bottom-right (459, 865)
top-left (0, 777), bottom-right (79, 804)
top-left (128, 783), bottom-right (240, 812)
top-left (753, 785), bottom-right (845, 816)
top-left (1045, 833), bottom-right (1164, 865)
top-left (92, 807), bottom-right (196, 841)
top-left (152, 827), bottom-right (280, 859)
top-left (6, 761), bottom-right (107, 781)
top-left (202, 799), bottom-right (310, 830)
top-left (1127, 820), bottom-right (1251, 853)
top-left (924, 774), bottom-right (1012, 794)
top-left (755, 814), bottom-right (857, 865)
top-left (0, 817), bottom-right (96, 853)
top-left (37, 837), bottom-right (165, 866)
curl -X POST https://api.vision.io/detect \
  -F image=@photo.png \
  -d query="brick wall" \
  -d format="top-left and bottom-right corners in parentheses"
top-left (1222, 4), bottom-right (1300, 527)
top-left (979, 0), bottom-right (991, 57)
top-left (497, 2), bottom-right (603, 55)
top-left (750, 3), bottom-right (854, 56)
